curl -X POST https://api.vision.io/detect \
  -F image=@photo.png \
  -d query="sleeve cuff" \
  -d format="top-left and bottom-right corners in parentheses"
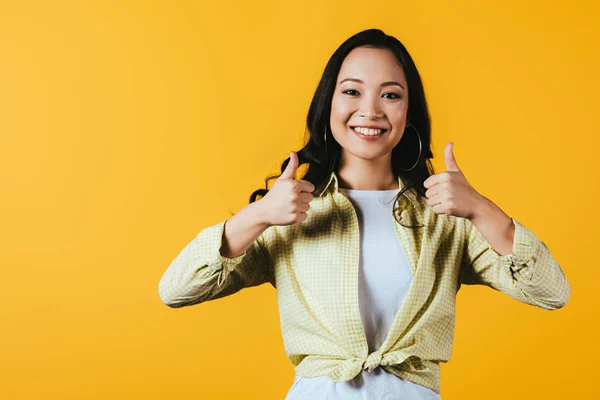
top-left (200, 220), bottom-right (249, 274)
top-left (497, 218), bottom-right (540, 280)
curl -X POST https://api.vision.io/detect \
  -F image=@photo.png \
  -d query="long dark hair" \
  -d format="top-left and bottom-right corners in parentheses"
top-left (248, 28), bottom-right (436, 226)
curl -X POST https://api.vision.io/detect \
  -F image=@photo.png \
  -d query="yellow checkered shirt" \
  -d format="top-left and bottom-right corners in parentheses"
top-left (158, 171), bottom-right (570, 394)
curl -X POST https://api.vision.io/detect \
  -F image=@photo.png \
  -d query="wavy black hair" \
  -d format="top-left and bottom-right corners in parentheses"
top-left (248, 28), bottom-right (436, 226)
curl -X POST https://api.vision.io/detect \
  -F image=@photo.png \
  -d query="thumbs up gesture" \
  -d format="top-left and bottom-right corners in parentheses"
top-left (259, 151), bottom-right (316, 226)
top-left (422, 142), bottom-right (486, 220)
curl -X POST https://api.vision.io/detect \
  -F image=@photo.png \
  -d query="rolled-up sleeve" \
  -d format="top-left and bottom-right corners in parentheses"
top-left (460, 217), bottom-right (570, 310)
top-left (158, 220), bottom-right (274, 308)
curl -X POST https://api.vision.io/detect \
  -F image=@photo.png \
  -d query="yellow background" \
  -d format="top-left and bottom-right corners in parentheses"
top-left (1, 0), bottom-right (597, 399)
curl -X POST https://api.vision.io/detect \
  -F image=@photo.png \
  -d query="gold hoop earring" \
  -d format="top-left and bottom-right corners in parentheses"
top-left (398, 124), bottom-right (422, 172)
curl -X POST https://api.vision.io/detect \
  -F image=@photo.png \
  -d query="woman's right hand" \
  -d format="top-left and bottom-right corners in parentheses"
top-left (258, 151), bottom-right (315, 227)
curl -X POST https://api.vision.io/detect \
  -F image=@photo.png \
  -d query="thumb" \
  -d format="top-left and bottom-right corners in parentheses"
top-left (279, 151), bottom-right (299, 180)
top-left (444, 142), bottom-right (460, 172)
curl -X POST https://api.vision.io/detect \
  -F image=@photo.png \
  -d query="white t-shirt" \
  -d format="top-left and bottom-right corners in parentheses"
top-left (284, 188), bottom-right (441, 400)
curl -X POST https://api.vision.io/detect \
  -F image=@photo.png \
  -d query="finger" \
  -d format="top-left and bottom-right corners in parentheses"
top-left (431, 203), bottom-right (445, 215)
top-left (279, 151), bottom-right (299, 180)
top-left (297, 179), bottom-right (316, 193)
top-left (444, 142), bottom-right (460, 172)
top-left (298, 192), bottom-right (313, 203)
top-left (296, 202), bottom-right (311, 212)
top-left (424, 187), bottom-right (441, 199)
top-left (426, 194), bottom-right (442, 207)
top-left (423, 173), bottom-right (442, 189)
top-left (294, 212), bottom-right (308, 224)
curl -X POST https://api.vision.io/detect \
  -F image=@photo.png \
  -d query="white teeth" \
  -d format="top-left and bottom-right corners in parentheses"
top-left (353, 127), bottom-right (384, 135)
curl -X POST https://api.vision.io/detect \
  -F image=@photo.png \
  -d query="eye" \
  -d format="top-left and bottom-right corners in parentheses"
top-left (342, 89), bottom-right (402, 100)
top-left (383, 92), bottom-right (402, 99)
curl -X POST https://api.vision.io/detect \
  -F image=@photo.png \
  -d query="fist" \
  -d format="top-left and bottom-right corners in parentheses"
top-left (259, 151), bottom-right (315, 226)
top-left (423, 142), bottom-right (485, 219)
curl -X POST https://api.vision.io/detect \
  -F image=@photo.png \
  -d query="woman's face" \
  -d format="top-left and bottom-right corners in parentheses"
top-left (330, 46), bottom-right (409, 164)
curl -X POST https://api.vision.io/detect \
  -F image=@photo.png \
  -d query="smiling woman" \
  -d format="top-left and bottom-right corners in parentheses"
top-left (250, 28), bottom-right (434, 208)
top-left (158, 28), bottom-right (570, 400)
top-left (330, 47), bottom-right (409, 168)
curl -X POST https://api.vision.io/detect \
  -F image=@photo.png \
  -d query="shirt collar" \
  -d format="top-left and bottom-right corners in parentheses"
top-left (319, 170), bottom-right (420, 210)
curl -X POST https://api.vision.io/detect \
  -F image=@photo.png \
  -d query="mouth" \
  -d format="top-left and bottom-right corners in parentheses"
top-left (350, 126), bottom-right (388, 140)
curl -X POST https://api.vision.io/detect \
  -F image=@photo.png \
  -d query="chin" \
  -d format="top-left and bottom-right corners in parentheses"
top-left (345, 148), bottom-right (391, 161)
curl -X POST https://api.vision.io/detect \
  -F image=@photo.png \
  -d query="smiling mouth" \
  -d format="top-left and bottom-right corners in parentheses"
top-left (350, 126), bottom-right (388, 136)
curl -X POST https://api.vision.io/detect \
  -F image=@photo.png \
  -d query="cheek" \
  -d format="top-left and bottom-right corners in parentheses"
top-left (389, 102), bottom-right (408, 120)
top-left (330, 97), bottom-right (353, 120)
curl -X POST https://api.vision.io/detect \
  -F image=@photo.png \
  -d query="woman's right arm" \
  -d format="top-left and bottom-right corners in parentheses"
top-left (158, 151), bottom-right (314, 308)
top-left (158, 200), bottom-right (273, 308)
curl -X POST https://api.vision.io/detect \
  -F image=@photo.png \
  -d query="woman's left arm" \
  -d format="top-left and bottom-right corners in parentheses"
top-left (423, 142), bottom-right (571, 310)
top-left (461, 198), bottom-right (571, 310)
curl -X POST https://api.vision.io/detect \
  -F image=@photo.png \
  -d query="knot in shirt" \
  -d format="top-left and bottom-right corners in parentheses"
top-left (363, 351), bottom-right (383, 372)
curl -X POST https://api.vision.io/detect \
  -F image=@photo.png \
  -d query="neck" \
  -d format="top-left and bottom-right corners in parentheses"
top-left (336, 152), bottom-right (398, 190)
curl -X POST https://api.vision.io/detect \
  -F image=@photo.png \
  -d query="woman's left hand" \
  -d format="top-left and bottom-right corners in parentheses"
top-left (423, 142), bottom-right (487, 220)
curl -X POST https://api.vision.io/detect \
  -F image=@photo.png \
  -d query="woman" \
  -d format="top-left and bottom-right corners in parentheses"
top-left (158, 29), bottom-right (570, 399)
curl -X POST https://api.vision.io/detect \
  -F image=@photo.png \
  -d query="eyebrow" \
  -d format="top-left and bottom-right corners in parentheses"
top-left (339, 78), bottom-right (405, 90)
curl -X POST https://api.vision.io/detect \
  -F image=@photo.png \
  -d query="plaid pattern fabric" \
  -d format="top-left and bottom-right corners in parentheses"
top-left (158, 171), bottom-right (570, 395)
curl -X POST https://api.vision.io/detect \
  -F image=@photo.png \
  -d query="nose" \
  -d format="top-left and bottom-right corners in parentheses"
top-left (359, 93), bottom-right (383, 119)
